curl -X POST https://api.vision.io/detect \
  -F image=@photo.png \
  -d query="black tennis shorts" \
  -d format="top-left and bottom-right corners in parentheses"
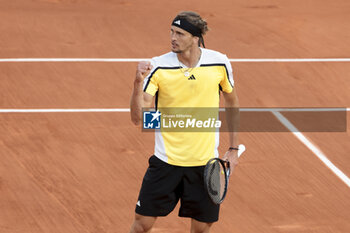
top-left (135, 155), bottom-right (220, 223)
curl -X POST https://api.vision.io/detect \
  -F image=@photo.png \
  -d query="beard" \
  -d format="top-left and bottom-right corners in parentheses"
top-left (171, 42), bottom-right (182, 53)
top-left (171, 48), bottom-right (181, 53)
top-left (171, 42), bottom-right (192, 53)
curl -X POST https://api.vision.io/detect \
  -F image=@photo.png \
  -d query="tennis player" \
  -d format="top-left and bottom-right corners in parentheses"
top-left (129, 11), bottom-right (240, 233)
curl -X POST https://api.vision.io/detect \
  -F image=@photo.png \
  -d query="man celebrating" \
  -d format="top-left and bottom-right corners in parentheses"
top-left (130, 11), bottom-right (240, 233)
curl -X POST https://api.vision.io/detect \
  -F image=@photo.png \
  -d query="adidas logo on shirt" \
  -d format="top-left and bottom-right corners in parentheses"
top-left (174, 20), bottom-right (180, 25)
top-left (188, 74), bottom-right (196, 80)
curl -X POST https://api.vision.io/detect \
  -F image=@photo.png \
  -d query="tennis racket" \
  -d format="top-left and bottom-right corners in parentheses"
top-left (204, 144), bottom-right (246, 204)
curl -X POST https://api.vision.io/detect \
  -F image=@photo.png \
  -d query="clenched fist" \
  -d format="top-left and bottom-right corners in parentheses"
top-left (135, 61), bottom-right (153, 83)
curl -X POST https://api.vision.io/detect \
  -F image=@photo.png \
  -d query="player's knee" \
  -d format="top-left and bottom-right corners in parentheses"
top-left (191, 226), bottom-right (212, 233)
top-left (130, 222), bottom-right (151, 233)
top-left (132, 223), bottom-right (151, 233)
top-left (130, 215), bottom-right (156, 233)
top-left (191, 221), bottom-right (213, 233)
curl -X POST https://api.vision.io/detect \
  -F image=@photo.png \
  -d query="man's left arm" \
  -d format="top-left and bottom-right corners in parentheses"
top-left (222, 87), bottom-right (240, 174)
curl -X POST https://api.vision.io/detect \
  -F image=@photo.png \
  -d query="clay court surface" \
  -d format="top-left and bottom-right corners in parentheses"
top-left (1, 0), bottom-right (350, 232)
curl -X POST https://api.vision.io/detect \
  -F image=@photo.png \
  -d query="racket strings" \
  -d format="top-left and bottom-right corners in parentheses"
top-left (206, 160), bottom-right (226, 203)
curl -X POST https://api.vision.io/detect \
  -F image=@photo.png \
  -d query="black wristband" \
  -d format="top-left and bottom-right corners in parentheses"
top-left (228, 147), bottom-right (239, 151)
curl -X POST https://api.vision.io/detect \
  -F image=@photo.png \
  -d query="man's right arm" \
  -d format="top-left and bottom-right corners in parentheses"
top-left (130, 61), bottom-right (154, 125)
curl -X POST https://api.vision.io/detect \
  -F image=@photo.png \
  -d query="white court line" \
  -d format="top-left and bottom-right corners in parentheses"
top-left (273, 111), bottom-right (350, 188)
top-left (229, 58), bottom-right (350, 62)
top-left (231, 108), bottom-right (347, 112)
top-left (0, 108), bottom-right (129, 113)
top-left (0, 58), bottom-right (149, 62)
top-left (0, 108), bottom-right (349, 113)
top-left (1, 58), bottom-right (350, 62)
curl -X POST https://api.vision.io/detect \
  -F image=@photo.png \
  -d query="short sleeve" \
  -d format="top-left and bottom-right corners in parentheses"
top-left (219, 55), bottom-right (234, 93)
top-left (143, 58), bottom-right (159, 96)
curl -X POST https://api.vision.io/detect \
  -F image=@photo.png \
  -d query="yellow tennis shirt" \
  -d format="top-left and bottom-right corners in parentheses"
top-left (143, 48), bottom-right (234, 166)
